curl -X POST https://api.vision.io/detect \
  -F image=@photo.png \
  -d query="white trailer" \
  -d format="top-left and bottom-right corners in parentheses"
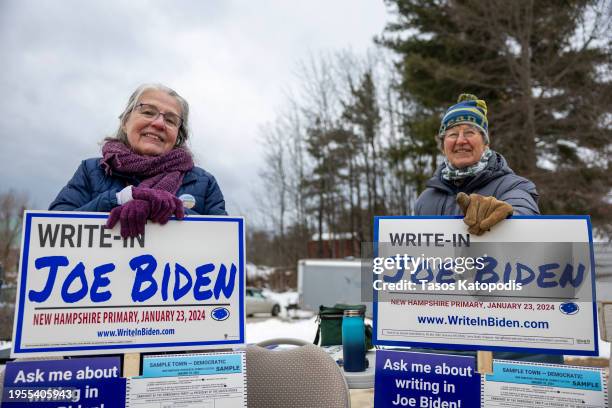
top-left (297, 259), bottom-right (372, 317)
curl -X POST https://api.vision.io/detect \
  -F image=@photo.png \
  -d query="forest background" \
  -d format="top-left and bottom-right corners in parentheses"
top-left (249, 0), bottom-right (612, 287)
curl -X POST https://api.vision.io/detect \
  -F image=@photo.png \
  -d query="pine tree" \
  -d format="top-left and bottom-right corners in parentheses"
top-left (379, 0), bottom-right (612, 229)
top-left (342, 70), bottom-right (384, 241)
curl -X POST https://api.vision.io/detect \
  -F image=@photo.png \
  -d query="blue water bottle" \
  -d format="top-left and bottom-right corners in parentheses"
top-left (342, 309), bottom-right (366, 372)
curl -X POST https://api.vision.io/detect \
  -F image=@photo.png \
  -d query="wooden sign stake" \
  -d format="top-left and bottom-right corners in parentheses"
top-left (598, 302), bottom-right (611, 342)
top-left (477, 350), bottom-right (493, 374)
top-left (123, 352), bottom-right (140, 377)
top-left (597, 301), bottom-right (612, 408)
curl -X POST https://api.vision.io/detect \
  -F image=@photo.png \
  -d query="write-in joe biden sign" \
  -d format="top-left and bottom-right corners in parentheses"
top-left (12, 211), bottom-right (245, 357)
top-left (373, 216), bottom-right (597, 356)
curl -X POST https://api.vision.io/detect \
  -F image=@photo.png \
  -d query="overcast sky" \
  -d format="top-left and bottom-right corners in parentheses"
top-left (0, 0), bottom-right (389, 218)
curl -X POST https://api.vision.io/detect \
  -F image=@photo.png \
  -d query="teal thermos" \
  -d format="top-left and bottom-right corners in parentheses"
top-left (342, 309), bottom-right (366, 372)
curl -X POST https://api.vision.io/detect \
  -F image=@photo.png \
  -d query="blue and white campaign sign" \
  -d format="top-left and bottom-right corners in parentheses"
top-left (12, 211), bottom-right (245, 357)
top-left (374, 350), bottom-right (480, 408)
top-left (373, 216), bottom-right (597, 355)
top-left (482, 360), bottom-right (608, 407)
top-left (2, 357), bottom-right (126, 407)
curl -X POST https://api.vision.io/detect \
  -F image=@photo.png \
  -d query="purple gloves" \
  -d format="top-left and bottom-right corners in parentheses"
top-left (106, 187), bottom-right (185, 238)
top-left (107, 199), bottom-right (151, 238)
top-left (132, 187), bottom-right (185, 224)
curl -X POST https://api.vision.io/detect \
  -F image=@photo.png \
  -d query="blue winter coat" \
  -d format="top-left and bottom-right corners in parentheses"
top-left (49, 158), bottom-right (227, 215)
top-left (415, 151), bottom-right (539, 216)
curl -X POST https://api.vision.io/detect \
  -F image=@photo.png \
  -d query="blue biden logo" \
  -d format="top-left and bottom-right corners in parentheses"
top-left (559, 302), bottom-right (579, 315)
top-left (212, 307), bottom-right (230, 321)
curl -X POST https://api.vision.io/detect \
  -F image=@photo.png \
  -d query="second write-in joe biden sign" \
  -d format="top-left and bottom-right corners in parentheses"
top-left (373, 216), bottom-right (597, 356)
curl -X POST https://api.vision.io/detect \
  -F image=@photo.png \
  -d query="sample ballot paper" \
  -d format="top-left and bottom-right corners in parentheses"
top-left (126, 351), bottom-right (247, 408)
top-left (482, 360), bottom-right (607, 408)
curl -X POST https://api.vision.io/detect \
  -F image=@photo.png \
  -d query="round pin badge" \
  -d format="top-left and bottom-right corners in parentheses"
top-left (179, 194), bottom-right (196, 209)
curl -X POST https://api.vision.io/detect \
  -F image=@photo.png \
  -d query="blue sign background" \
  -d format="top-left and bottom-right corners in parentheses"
top-left (2, 357), bottom-right (126, 407)
top-left (374, 350), bottom-right (480, 408)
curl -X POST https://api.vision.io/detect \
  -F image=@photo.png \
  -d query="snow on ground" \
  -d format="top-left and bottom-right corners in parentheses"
top-left (245, 290), bottom-right (318, 344)
top-left (262, 290), bottom-right (298, 308)
top-left (261, 290), bottom-right (315, 319)
top-left (246, 316), bottom-right (318, 344)
top-left (245, 263), bottom-right (274, 280)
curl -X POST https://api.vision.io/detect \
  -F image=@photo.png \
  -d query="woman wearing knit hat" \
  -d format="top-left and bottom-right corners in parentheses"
top-left (415, 94), bottom-right (539, 234)
top-left (413, 94), bottom-right (563, 364)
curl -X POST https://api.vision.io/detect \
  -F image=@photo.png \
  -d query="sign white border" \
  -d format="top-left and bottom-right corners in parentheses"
top-left (373, 215), bottom-right (598, 356)
top-left (11, 211), bottom-right (246, 357)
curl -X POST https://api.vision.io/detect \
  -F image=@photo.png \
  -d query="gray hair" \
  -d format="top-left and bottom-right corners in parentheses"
top-left (107, 83), bottom-right (191, 149)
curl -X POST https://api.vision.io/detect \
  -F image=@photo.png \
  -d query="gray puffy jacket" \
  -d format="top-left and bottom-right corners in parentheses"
top-left (415, 151), bottom-right (539, 215)
top-left (412, 151), bottom-right (563, 364)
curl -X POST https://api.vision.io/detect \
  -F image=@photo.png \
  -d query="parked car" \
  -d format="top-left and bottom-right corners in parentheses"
top-left (246, 287), bottom-right (281, 317)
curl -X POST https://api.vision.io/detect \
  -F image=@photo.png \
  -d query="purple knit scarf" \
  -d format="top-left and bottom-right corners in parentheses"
top-left (100, 141), bottom-right (194, 194)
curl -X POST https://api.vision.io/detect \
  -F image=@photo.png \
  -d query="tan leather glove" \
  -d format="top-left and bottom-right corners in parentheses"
top-left (456, 192), bottom-right (513, 235)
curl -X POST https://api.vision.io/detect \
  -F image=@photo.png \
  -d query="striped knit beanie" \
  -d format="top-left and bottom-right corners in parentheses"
top-left (438, 94), bottom-right (489, 144)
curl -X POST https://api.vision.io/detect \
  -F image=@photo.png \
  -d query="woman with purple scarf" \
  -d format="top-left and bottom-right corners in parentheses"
top-left (50, 84), bottom-right (227, 237)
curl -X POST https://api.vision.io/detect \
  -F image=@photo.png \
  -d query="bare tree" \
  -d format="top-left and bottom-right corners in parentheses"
top-left (0, 190), bottom-right (29, 277)
top-left (256, 49), bottom-right (417, 266)
top-left (259, 122), bottom-right (289, 240)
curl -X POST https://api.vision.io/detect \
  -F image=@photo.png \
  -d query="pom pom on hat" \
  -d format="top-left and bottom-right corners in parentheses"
top-left (457, 93), bottom-right (478, 103)
top-left (457, 93), bottom-right (488, 116)
top-left (439, 93), bottom-right (489, 143)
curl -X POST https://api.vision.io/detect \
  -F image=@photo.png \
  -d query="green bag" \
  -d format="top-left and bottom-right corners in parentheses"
top-left (313, 304), bottom-right (373, 350)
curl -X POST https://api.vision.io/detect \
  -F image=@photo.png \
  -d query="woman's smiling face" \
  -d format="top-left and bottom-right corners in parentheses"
top-left (123, 90), bottom-right (182, 156)
top-left (442, 124), bottom-right (488, 168)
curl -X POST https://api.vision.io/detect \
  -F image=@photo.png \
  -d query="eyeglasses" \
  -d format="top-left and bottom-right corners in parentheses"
top-left (134, 103), bottom-right (183, 129)
top-left (444, 127), bottom-right (478, 141)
